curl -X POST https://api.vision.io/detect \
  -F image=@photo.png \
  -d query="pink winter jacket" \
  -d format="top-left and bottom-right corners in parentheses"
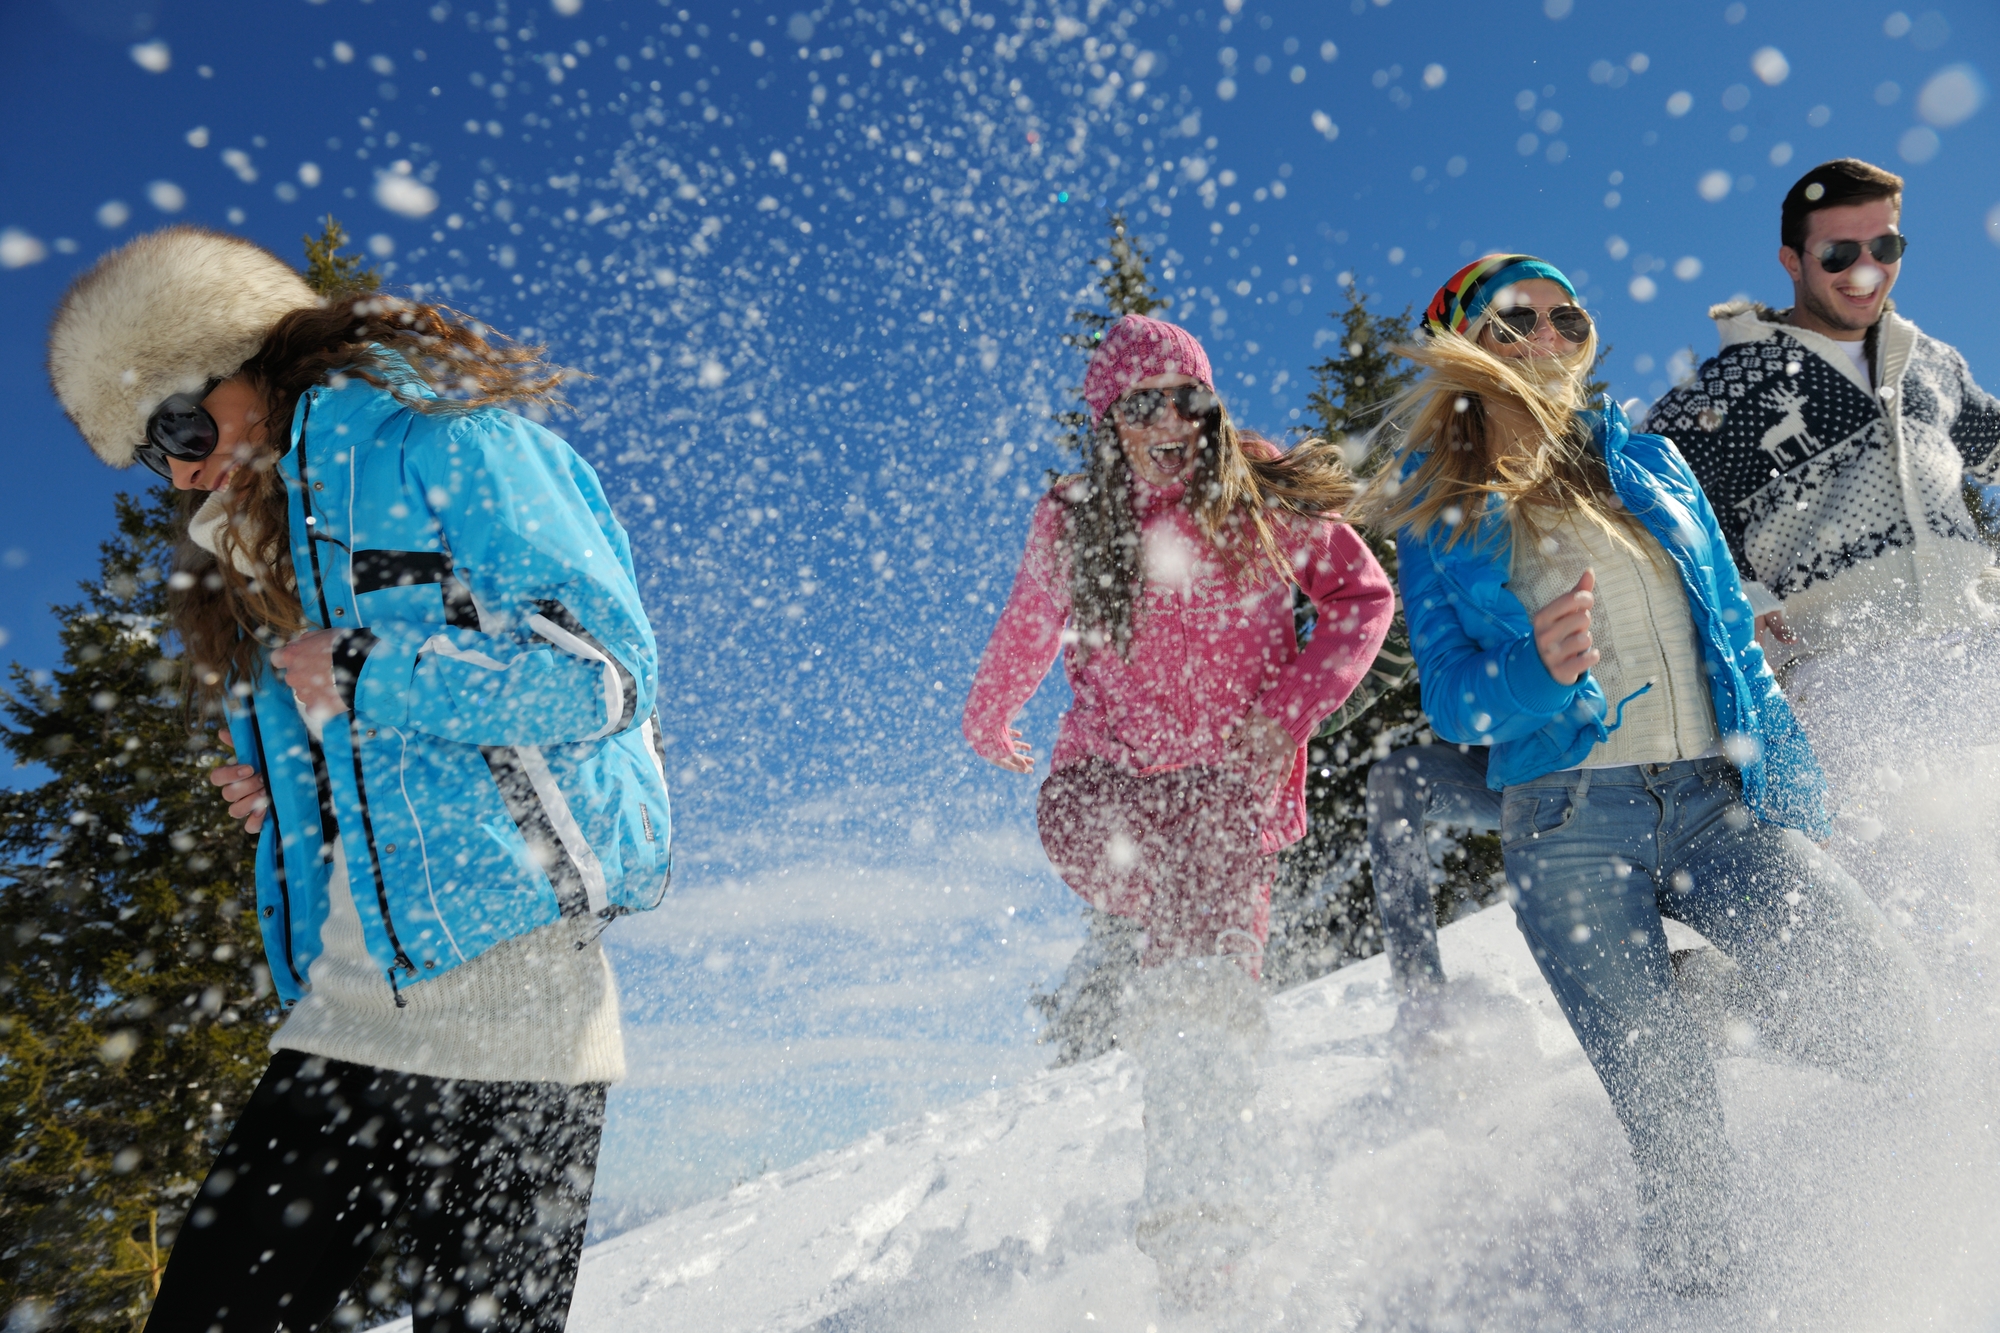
top-left (963, 476), bottom-right (1395, 853)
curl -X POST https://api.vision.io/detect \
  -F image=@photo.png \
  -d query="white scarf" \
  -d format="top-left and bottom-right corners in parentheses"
top-left (185, 493), bottom-right (265, 579)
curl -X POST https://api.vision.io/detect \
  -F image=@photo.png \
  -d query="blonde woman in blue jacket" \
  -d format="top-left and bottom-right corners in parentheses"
top-left (1353, 256), bottom-right (1928, 1295)
top-left (48, 226), bottom-right (671, 1333)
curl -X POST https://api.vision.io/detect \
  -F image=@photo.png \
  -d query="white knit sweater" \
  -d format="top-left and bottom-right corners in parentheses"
top-left (1510, 518), bottom-right (1721, 769)
top-left (271, 840), bottom-right (627, 1085)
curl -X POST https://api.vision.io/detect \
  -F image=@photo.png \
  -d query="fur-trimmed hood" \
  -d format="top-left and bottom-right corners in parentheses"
top-left (1709, 297), bottom-right (1790, 348)
top-left (1708, 295), bottom-right (1904, 349)
top-left (46, 225), bottom-right (318, 468)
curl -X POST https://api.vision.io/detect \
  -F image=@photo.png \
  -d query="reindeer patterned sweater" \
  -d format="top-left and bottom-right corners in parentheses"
top-left (1643, 300), bottom-right (2000, 658)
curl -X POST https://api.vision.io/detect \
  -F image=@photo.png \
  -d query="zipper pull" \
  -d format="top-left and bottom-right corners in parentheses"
top-left (576, 905), bottom-right (629, 951)
top-left (387, 967), bottom-right (407, 1008)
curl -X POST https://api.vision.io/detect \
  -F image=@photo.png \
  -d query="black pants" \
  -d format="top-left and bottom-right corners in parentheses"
top-left (146, 1049), bottom-right (608, 1333)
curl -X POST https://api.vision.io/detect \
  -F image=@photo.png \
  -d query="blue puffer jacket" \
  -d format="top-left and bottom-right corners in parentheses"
top-left (1396, 398), bottom-right (1830, 838)
top-left (228, 370), bottom-right (672, 1005)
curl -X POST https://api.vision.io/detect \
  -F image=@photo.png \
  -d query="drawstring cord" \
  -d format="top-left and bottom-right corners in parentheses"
top-left (1604, 680), bottom-right (1654, 733)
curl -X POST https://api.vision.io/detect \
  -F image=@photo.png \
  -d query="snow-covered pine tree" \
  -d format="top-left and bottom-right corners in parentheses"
top-left (1029, 215), bottom-right (1169, 1067)
top-left (1263, 282), bottom-right (1505, 989)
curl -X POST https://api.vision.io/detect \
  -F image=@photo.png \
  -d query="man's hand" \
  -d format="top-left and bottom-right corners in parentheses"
top-left (208, 730), bottom-right (270, 835)
top-left (270, 628), bottom-right (349, 723)
top-left (1533, 569), bottom-right (1600, 686)
top-left (1225, 708), bottom-right (1296, 795)
top-left (1754, 608), bottom-right (1798, 644)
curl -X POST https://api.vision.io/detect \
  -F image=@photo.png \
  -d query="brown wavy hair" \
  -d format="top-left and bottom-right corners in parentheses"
top-left (173, 292), bottom-right (571, 714)
top-left (1058, 398), bottom-right (1355, 659)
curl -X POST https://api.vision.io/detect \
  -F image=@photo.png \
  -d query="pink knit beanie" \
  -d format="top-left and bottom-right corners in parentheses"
top-left (1082, 315), bottom-right (1214, 424)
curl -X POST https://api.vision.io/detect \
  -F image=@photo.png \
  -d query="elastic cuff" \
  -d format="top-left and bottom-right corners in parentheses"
top-left (1501, 635), bottom-right (1582, 718)
top-left (1255, 686), bottom-right (1322, 747)
top-left (1741, 580), bottom-right (1784, 619)
top-left (330, 629), bottom-right (378, 714)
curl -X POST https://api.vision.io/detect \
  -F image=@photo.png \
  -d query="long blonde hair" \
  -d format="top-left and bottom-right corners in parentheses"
top-left (1350, 310), bottom-right (1649, 556)
top-left (1060, 398), bottom-right (1355, 658)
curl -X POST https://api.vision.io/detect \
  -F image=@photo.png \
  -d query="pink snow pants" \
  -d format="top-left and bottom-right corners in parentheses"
top-left (1037, 759), bottom-right (1276, 979)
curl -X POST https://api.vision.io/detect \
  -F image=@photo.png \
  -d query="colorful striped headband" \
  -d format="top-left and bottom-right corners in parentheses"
top-left (1423, 254), bottom-right (1578, 337)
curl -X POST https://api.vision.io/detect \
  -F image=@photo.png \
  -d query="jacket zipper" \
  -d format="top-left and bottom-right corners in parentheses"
top-left (246, 705), bottom-right (305, 991)
top-left (293, 394), bottom-right (417, 1001)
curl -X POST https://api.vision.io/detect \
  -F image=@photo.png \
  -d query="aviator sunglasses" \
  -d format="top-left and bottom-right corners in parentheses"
top-left (1486, 304), bottom-right (1594, 345)
top-left (1111, 382), bottom-right (1220, 427)
top-left (134, 378), bottom-right (224, 479)
top-left (1810, 233), bottom-right (1907, 274)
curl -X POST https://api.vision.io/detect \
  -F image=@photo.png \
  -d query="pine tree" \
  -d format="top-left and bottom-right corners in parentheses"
top-left (1264, 283), bottom-right (1503, 988)
top-left (1300, 282), bottom-right (1419, 451)
top-left (1030, 215), bottom-right (1171, 1067)
top-left (0, 223), bottom-right (402, 1333)
top-left (1051, 213), bottom-right (1169, 459)
top-left (1584, 342), bottom-right (1613, 405)
top-left (301, 214), bottom-right (381, 298)
top-left (0, 491), bottom-right (277, 1331)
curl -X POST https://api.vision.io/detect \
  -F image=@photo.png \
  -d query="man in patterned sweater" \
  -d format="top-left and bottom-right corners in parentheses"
top-left (1646, 157), bottom-right (2000, 872)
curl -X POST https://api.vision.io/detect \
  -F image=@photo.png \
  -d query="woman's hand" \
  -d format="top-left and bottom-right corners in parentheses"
top-left (271, 629), bottom-right (350, 722)
top-left (1754, 607), bottom-right (1798, 644)
top-left (207, 731), bottom-right (270, 836)
top-left (1533, 569), bottom-right (1600, 686)
top-left (1226, 708), bottom-right (1296, 795)
top-left (983, 726), bottom-right (1035, 775)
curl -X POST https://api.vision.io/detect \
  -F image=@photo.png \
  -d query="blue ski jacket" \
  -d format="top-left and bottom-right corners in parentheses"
top-left (227, 369), bottom-right (672, 1005)
top-left (1395, 398), bottom-right (1830, 838)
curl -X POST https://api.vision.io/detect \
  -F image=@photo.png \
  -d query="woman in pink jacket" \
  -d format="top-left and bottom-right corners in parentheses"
top-left (962, 315), bottom-right (1393, 1307)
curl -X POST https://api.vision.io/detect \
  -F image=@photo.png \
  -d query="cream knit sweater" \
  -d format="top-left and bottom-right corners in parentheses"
top-left (1510, 517), bottom-right (1721, 769)
top-left (270, 839), bottom-right (627, 1085)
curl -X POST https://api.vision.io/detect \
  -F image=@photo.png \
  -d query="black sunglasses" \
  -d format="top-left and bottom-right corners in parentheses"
top-left (1811, 233), bottom-right (1907, 274)
top-left (135, 379), bottom-right (223, 479)
top-left (1487, 304), bottom-right (1594, 345)
top-left (1110, 383), bottom-right (1219, 428)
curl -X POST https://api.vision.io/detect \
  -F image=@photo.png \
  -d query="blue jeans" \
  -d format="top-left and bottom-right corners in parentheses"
top-left (1366, 744), bottom-right (1499, 994)
top-left (1502, 757), bottom-right (1929, 1192)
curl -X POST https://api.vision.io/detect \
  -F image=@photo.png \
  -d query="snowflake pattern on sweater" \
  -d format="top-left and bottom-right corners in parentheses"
top-left (1643, 302), bottom-right (2000, 605)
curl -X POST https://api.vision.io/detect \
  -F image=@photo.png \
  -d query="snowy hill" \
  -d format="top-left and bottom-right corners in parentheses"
top-left (375, 889), bottom-right (2000, 1332)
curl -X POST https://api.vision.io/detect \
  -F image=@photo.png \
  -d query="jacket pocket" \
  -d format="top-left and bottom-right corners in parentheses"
top-left (1500, 787), bottom-right (1575, 850)
top-left (351, 549), bottom-right (480, 630)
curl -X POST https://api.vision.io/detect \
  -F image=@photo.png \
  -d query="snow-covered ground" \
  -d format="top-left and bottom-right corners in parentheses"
top-left (377, 834), bottom-right (2000, 1332)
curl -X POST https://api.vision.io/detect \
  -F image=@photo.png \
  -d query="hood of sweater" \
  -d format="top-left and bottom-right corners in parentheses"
top-left (1708, 297), bottom-right (1920, 397)
top-left (1708, 297), bottom-right (1902, 346)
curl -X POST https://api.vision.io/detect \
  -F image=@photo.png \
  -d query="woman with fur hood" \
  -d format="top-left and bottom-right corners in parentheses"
top-left (46, 225), bottom-right (672, 1332)
top-left (1355, 254), bottom-right (1929, 1295)
top-left (962, 315), bottom-right (1394, 1307)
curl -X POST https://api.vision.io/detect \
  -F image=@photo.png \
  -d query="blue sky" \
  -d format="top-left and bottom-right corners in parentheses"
top-left (3, 0), bottom-right (1996, 1220)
